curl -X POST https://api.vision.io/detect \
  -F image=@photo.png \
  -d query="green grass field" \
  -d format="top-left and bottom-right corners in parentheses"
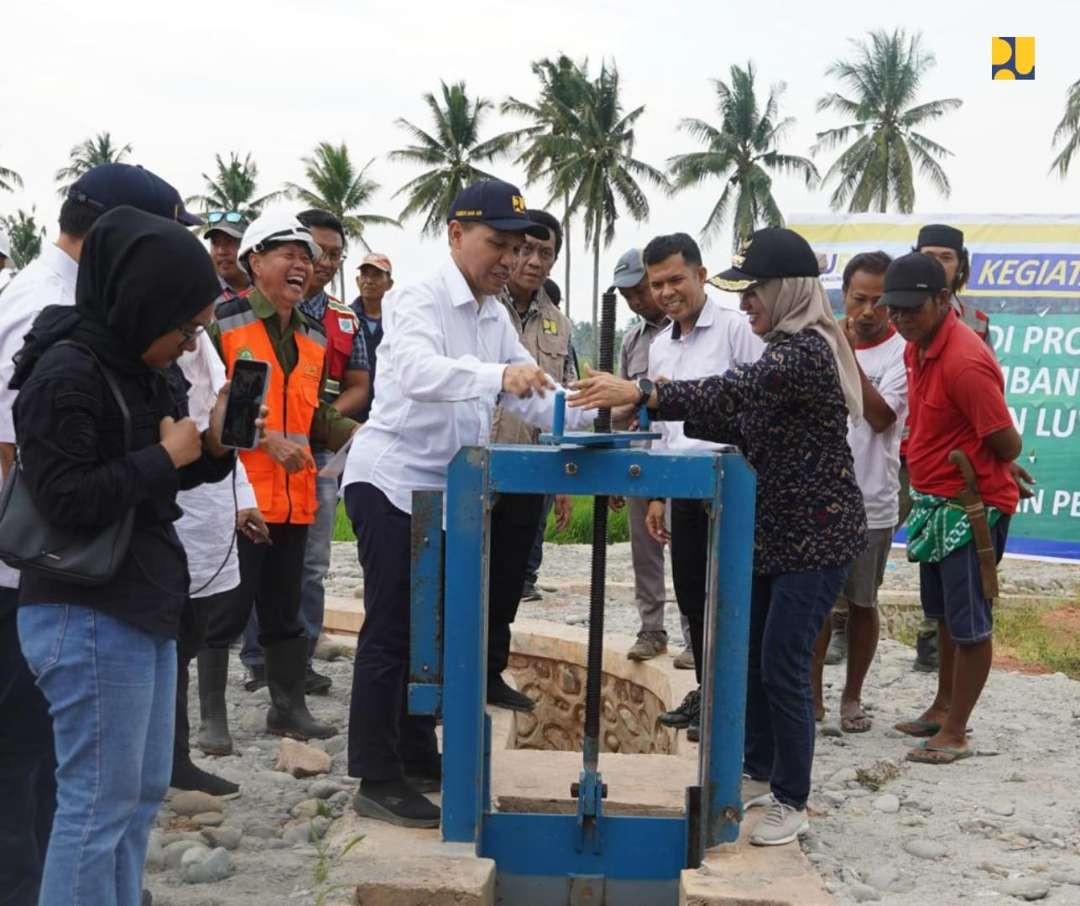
top-left (333, 495), bottom-right (629, 544)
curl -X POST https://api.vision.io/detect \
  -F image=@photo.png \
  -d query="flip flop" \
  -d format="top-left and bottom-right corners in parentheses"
top-left (841, 712), bottom-right (872, 733)
top-left (906, 741), bottom-right (975, 765)
top-left (894, 718), bottom-right (940, 737)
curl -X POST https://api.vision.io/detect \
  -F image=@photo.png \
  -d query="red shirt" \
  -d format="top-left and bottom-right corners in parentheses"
top-left (904, 310), bottom-right (1018, 514)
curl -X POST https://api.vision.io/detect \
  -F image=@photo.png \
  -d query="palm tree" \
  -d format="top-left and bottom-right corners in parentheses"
top-left (186, 152), bottom-right (280, 220)
top-left (55, 131), bottom-right (133, 197)
top-left (389, 81), bottom-right (514, 236)
top-left (537, 61), bottom-right (668, 360)
top-left (0, 163), bottom-right (22, 194)
top-left (813, 29), bottom-right (961, 213)
top-left (498, 55), bottom-right (591, 317)
top-left (668, 63), bottom-right (818, 249)
top-left (1050, 78), bottom-right (1080, 177)
top-left (2, 208), bottom-right (46, 269)
top-left (286, 141), bottom-right (401, 295)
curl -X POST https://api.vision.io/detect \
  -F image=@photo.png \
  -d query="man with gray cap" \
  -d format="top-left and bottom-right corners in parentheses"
top-left (0, 161), bottom-right (202, 906)
top-left (610, 248), bottom-right (694, 665)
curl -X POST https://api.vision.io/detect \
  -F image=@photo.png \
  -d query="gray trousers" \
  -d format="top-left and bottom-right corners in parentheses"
top-left (629, 497), bottom-right (691, 645)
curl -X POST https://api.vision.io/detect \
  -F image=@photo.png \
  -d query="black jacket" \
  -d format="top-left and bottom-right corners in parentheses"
top-left (14, 343), bottom-right (234, 637)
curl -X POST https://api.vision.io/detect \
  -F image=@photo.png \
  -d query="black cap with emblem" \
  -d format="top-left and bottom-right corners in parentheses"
top-left (446, 179), bottom-right (550, 239)
top-left (709, 227), bottom-right (820, 292)
top-left (877, 252), bottom-right (948, 309)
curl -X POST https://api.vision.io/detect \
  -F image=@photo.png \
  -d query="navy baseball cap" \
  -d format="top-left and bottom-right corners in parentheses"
top-left (710, 227), bottom-right (820, 292)
top-left (878, 253), bottom-right (948, 309)
top-left (446, 179), bottom-right (549, 239)
top-left (68, 163), bottom-right (203, 226)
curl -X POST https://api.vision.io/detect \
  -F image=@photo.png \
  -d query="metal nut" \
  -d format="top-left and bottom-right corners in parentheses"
top-left (628, 464), bottom-right (641, 478)
top-left (565, 462), bottom-right (578, 475)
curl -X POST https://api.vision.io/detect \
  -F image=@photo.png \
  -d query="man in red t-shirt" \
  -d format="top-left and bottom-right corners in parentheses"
top-left (882, 252), bottom-right (1030, 764)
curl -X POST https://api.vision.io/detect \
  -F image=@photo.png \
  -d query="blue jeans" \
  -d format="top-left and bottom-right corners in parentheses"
top-left (743, 565), bottom-right (850, 810)
top-left (241, 448), bottom-right (337, 666)
top-left (18, 604), bottom-right (176, 906)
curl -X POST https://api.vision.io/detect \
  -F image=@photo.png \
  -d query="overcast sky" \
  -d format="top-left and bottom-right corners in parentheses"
top-left (3, 0), bottom-right (1078, 323)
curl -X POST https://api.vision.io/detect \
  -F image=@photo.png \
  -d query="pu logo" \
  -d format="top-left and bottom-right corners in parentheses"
top-left (992, 37), bottom-right (1035, 80)
top-left (511, 195), bottom-right (526, 213)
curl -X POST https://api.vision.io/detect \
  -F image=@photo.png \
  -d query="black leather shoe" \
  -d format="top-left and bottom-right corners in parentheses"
top-left (686, 718), bottom-right (700, 743)
top-left (305, 665), bottom-right (333, 695)
top-left (243, 663), bottom-right (266, 692)
top-left (353, 779), bottom-right (439, 828)
top-left (659, 688), bottom-right (700, 729)
top-left (171, 755), bottom-right (240, 798)
top-left (404, 759), bottom-right (442, 794)
top-left (487, 675), bottom-right (535, 712)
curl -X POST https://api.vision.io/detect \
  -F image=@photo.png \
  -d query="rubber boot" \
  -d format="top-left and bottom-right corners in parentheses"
top-left (265, 637), bottom-right (336, 740)
top-left (196, 649), bottom-right (234, 756)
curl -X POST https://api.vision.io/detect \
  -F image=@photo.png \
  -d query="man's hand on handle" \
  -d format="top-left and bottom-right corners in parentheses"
top-left (502, 364), bottom-right (554, 399)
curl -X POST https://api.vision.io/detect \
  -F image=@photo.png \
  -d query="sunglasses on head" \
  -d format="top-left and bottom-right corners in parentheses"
top-left (207, 211), bottom-right (244, 225)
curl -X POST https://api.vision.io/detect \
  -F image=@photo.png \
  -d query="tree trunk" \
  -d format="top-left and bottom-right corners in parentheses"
top-left (591, 218), bottom-right (601, 365)
top-left (562, 193), bottom-right (572, 320)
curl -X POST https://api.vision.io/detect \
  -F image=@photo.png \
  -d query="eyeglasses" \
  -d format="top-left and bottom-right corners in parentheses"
top-left (178, 322), bottom-right (209, 343)
top-left (207, 211), bottom-right (245, 225)
top-left (317, 245), bottom-right (345, 265)
top-left (521, 243), bottom-right (556, 264)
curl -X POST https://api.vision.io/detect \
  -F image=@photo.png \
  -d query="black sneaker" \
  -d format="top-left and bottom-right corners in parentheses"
top-left (243, 663), bottom-right (266, 692)
top-left (487, 675), bottom-right (535, 712)
top-left (404, 759), bottom-right (442, 794)
top-left (170, 756), bottom-right (240, 798)
top-left (914, 631), bottom-right (939, 672)
top-left (686, 718), bottom-right (700, 743)
top-left (520, 583), bottom-right (543, 602)
top-left (659, 688), bottom-right (700, 729)
top-left (305, 665), bottom-right (333, 695)
top-left (353, 779), bottom-right (440, 828)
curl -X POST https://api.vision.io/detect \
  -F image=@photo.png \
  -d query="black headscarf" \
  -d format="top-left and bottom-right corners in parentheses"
top-left (11, 206), bottom-right (221, 389)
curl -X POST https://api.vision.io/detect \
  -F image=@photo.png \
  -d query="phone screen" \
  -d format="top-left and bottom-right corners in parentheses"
top-left (221, 359), bottom-right (270, 450)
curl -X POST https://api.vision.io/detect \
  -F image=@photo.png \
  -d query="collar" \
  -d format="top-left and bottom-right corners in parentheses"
top-left (247, 287), bottom-right (304, 330)
top-left (669, 293), bottom-right (716, 340)
top-left (43, 242), bottom-right (79, 290)
top-left (921, 309), bottom-right (958, 363)
top-left (854, 324), bottom-right (897, 350)
top-left (444, 259), bottom-right (497, 311)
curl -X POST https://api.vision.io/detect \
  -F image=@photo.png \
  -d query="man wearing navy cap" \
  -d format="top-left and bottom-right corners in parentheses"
top-left (339, 179), bottom-right (596, 828)
top-left (0, 161), bottom-right (198, 906)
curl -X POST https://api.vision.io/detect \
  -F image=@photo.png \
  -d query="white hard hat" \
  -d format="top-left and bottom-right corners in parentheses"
top-left (237, 212), bottom-right (322, 275)
top-left (0, 229), bottom-right (10, 262)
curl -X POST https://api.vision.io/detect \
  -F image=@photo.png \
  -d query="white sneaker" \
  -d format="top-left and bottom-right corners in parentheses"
top-left (741, 775), bottom-right (773, 810)
top-left (749, 801), bottom-right (809, 846)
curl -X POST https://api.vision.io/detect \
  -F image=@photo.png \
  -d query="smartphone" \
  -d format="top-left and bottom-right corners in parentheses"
top-left (220, 359), bottom-right (270, 450)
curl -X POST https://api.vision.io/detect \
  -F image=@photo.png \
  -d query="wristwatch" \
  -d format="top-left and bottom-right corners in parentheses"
top-left (635, 377), bottom-right (655, 407)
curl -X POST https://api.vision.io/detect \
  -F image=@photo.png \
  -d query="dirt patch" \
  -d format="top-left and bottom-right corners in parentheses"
top-left (1039, 603), bottom-right (1080, 635)
top-left (991, 651), bottom-right (1052, 675)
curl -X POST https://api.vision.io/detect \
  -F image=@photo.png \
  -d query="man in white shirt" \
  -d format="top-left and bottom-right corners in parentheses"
top-left (340, 179), bottom-right (594, 829)
top-left (811, 252), bottom-right (907, 733)
top-left (641, 233), bottom-right (764, 742)
top-left (0, 230), bottom-right (11, 294)
top-left (0, 162), bottom-right (202, 904)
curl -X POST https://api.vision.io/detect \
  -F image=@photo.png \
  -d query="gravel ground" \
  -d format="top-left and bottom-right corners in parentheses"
top-left (144, 541), bottom-right (1080, 904)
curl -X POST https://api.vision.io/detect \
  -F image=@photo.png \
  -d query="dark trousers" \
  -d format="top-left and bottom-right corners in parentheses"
top-left (203, 524), bottom-right (307, 650)
top-left (345, 483), bottom-right (439, 781)
top-left (488, 493), bottom-right (546, 677)
top-left (523, 495), bottom-right (554, 587)
top-left (174, 590), bottom-right (232, 765)
top-left (670, 499), bottom-right (709, 684)
top-left (0, 590), bottom-right (56, 906)
top-left (744, 566), bottom-right (849, 810)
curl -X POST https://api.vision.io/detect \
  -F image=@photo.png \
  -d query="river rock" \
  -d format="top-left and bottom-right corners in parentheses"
top-left (182, 846), bottom-right (234, 884)
top-left (201, 825), bottom-right (243, 851)
top-left (275, 738), bottom-right (331, 778)
top-left (170, 790), bottom-right (223, 817)
top-left (282, 820), bottom-right (318, 845)
top-left (309, 779), bottom-right (346, 800)
top-left (989, 798), bottom-right (1016, 817)
top-left (193, 811), bottom-right (224, 827)
top-left (999, 877), bottom-right (1050, 901)
top-left (324, 736), bottom-right (347, 756)
top-left (163, 839), bottom-right (207, 870)
top-left (290, 798), bottom-right (323, 819)
top-left (849, 881), bottom-right (882, 902)
top-left (903, 839), bottom-right (948, 860)
top-left (864, 864), bottom-right (900, 891)
top-left (180, 844), bottom-right (210, 867)
top-left (873, 794), bottom-right (900, 814)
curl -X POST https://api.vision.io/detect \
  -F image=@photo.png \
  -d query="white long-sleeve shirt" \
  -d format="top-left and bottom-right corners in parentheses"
top-left (342, 259), bottom-right (595, 513)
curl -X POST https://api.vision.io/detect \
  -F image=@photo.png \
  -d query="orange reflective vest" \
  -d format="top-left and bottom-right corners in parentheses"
top-left (216, 296), bottom-right (327, 524)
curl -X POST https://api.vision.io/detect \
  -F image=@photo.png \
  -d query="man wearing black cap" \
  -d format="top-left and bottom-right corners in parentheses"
top-left (0, 162), bottom-right (200, 906)
top-left (882, 253), bottom-right (1027, 764)
top-left (338, 179), bottom-right (596, 827)
top-left (907, 224), bottom-right (991, 671)
top-left (205, 210), bottom-right (251, 298)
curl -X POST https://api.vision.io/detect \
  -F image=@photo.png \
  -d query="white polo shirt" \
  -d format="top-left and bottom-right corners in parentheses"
top-left (848, 328), bottom-right (908, 529)
top-left (0, 244), bottom-right (79, 590)
top-left (648, 293), bottom-right (764, 454)
top-left (342, 259), bottom-right (595, 514)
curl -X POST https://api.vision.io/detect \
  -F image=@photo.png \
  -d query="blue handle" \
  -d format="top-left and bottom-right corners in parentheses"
top-left (638, 404), bottom-right (650, 430)
top-left (552, 390), bottom-right (566, 436)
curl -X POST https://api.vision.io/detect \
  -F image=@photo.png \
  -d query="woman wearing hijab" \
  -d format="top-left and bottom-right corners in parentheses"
top-left (570, 228), bottom-right (866, 847)
top-left (10, 206), bottom-right (238, 906)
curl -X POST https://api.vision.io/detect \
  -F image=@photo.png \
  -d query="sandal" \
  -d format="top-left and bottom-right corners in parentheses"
top-left (841, 712), bottom-right (872, 733)
top-left (906, 741), bottom-right (974, 765)
top-left (893, 718), bottom-right (941, 737)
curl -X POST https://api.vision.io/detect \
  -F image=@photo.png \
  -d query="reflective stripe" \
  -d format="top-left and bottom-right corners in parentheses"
top-left (324, 378), bottom-right (342, 395)
top-left (298, 322), bottom-right (327, 347)
top-left (216, 308), bottom-right (260, 332)
top-left (285, 432), bottom-right (311, 447)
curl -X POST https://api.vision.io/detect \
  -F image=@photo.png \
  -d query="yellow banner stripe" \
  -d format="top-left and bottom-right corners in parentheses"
top-left (789, 223), bottom-right (1080, 244)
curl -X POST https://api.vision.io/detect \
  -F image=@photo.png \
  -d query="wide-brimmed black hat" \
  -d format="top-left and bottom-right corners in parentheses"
top-left (709, 227), bottom-right (820, 292)
top-left (877, 252), bottom-right (948, 309)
